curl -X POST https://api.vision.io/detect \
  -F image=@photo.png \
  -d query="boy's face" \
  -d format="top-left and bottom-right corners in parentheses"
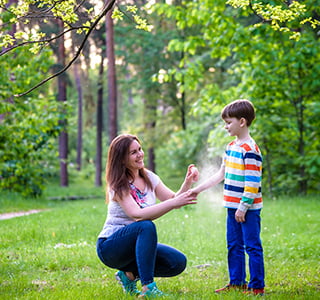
top-left (223, 117), bottom-right (245, 137)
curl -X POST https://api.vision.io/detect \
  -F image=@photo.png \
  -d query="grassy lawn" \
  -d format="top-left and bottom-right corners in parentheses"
top-left (0, 182), bottom-right (319, 299)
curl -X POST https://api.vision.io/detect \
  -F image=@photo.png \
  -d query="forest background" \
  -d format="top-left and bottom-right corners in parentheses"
top-left (1, 0), bottom-right (320, 199)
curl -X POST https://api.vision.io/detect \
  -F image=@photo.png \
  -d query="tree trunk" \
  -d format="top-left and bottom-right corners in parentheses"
top-left (82, 56), bottom-right (95, 128)
top-left (296, 98), bottom-right (307, 194)
top-left (148, 147), bottom-right (156, 172)
top-left (179, 49), bottom-right (186, 130)
top-left (74, 60), bottom-right (83, 171)
top-left (262, 137), bottom-right (273, 197)
top-left (180, 89), bottom-right (186, 130)
top-left (57, 19), bottom-right (68, 187)
top-left (4, 0), bottom-right (17, 47)
top-left (106, 8), bottom-right (118, 143)
top-left (144, 93), bottom-right (157, 172)
top-left (95, 53), bottom-right (104, 187)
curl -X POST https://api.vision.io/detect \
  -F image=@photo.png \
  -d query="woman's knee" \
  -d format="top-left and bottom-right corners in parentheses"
top-left (174, 252), bottom-right (187, 275)
top-left (138, 220), bottom-right (156, 233)
top-left (96, 238), bottom-right (109, 266)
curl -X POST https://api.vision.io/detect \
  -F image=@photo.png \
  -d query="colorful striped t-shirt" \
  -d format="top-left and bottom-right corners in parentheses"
top-left (223, 138), bottom-right (263, 211)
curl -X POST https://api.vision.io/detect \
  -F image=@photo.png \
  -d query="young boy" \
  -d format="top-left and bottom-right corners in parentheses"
top-left (191, 99), bottom-right (265, 296)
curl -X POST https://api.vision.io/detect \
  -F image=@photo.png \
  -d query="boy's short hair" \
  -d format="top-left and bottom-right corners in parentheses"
top-left (221, 99), bottom-right (256, 126)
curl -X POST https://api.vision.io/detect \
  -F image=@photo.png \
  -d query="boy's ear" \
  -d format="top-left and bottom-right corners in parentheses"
top-left (239, 117), bottom-right (247, 127)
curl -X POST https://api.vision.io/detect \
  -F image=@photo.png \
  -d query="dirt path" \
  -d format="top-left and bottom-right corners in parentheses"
top-left (0, 209), bottom-right (47, 220)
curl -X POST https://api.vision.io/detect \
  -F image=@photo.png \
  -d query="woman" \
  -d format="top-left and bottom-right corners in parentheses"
top-left (96, 134), bottom-right (198, 297)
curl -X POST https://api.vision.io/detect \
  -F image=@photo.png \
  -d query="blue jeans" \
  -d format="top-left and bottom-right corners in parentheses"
top-left (227, 208), bottom-right (265, 289)
top-left (96, 220), bottom-right (187, 286)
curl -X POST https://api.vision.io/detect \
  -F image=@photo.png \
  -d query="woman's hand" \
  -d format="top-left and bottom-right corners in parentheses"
top-left (175, 165), bottom-right (200, 196)
top-left (188, 188), bottom-right (199, 198)
top-left (120, 189), bottom-right (197, 222)
top-left (186, 164), bottom-right (199, 183)
top-left (172, 190), bottom-right (197, 209)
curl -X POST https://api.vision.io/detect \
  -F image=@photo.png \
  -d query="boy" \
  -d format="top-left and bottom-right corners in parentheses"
top-left (191, 99), bottom-right (265, 296)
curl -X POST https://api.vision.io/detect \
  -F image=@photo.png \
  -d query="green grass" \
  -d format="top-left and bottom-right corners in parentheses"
top-left (0, 183), bottom-right (319, 299)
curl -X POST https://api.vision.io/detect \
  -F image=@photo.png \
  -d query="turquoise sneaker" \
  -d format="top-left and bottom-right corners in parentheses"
top-left (140, 282), bottom-right (165, 298)
top-left (115, 271), bottom-right (140, 296)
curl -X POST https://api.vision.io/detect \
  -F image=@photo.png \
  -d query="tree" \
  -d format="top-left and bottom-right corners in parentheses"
top-left (0, 0), bottom-right (122, 100)
top-left (112, 1), bottom-right (199, 173)
top-left (233, 27), bottom-right (320, 195)
top-left (73, 59), bottom-right (83, 171)
top-left (1, 1), bottom-right (152, 194)
top-left (0, 0), bottom-right (60, 196)
top-left (56, 19), bottom-right (68, 187)
top-left (0, 45), bottom-right (59, 196)
top-left (106, 8), bottom-right (118, 143)
top-left (95, 52), bottom-right (104, 187)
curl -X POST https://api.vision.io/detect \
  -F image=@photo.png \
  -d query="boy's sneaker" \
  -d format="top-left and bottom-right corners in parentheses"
top-left (139, 282), bottom-right (165, 298)
top-left (215, 283), bottom-right (248, 293)
top-left (115, 271), bottom-right (140, 296)
top-left (243, 288), bottom-right (265, 296)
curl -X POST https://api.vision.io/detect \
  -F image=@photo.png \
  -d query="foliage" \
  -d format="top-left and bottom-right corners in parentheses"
top-left (0, 1), bottom-right (151, 96)
top-left (111, 1), bottom-right (214, 182)
top-left (0, 0), bottom-right (97, 49)
top-left (113, 5), bottom-right (153, 32)
top-left (0, 185), bottom-right (319, 299)
top-left (155, 119), bottom-right (214, 180)
top-left (0, 97), bottom-right (61, 196)
top-left (0, 45), bottom-right (53, 100)
top-left (1, 0), bottom-right (320, 197)
top-left (227, 0), bottom-right (320, 40)
top-left (152, 0), bottom-right (320, 195)
top-left (232, 26), bottom-right (320, 194)
top-left (0, 45), bottom-right (63, 196)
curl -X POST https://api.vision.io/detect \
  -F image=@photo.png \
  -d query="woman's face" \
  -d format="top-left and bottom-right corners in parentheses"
top-left (126, 139), bottom-right (145, 171)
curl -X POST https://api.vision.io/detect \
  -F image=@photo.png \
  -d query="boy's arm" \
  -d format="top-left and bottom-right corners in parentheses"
top-left (235, 150), bottom-right (262, 223)
top-left (191, 165), bottom-right (225, 195)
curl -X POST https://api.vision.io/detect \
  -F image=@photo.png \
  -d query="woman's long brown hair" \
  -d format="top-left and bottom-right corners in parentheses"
top-left (105, 134), bottom-right (152, 202)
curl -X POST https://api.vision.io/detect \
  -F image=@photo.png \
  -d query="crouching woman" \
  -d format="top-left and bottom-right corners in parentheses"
top-left (96, 134), bottom-right (198, 297)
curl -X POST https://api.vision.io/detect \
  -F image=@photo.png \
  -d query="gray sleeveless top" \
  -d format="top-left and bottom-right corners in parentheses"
top-left (98, 170), bottom-right (160, 238)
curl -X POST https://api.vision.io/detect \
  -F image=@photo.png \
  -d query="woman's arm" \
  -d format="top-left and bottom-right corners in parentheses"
top-left (154, 164), bottom-right (199, 202)
top-left (119, 190), bottom-right (197, 222)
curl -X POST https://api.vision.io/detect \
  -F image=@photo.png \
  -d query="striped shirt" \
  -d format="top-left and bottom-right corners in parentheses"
top-left (223, 138), bottom-right (263, 211)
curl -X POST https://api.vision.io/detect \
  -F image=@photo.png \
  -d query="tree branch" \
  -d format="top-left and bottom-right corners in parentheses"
top-left (248, 0), bottom-right (272, 23)
top-left (14, 0), bottom-right (116, 97)
top-left (0, 26), bottom-right (89, 56)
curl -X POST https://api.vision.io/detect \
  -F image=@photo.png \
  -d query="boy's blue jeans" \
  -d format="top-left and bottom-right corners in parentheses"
top-left (96, 220), bottom-right (186, 286)
top-left (227, 208), bottom-right (265, 289)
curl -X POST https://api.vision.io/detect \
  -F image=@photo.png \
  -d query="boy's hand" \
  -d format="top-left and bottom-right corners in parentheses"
top-left (188, 188), bottom-right (199, 198)
top-left (235, 209), bottom-right (246, 223)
